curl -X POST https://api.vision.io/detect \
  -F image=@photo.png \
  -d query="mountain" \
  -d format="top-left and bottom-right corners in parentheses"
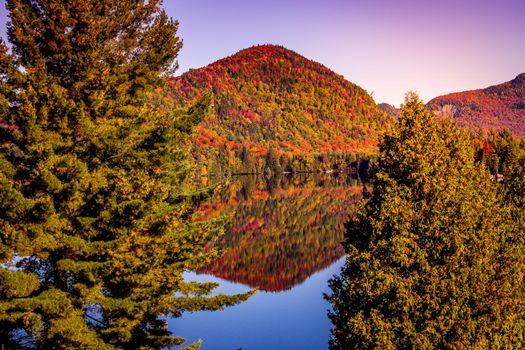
top-left (168, 45), bottom-right (392, 175)
top-left (378, 102), bottom-right (401, 118)
top-left (427, 73), bottom-right (525, 138)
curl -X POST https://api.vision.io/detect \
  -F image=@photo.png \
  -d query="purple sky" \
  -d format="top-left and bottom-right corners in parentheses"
top-left (1, 0), bottom-right (524, 105)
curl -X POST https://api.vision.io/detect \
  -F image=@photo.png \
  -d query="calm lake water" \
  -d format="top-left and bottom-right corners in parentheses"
top-left (171, 174), bottom-right (364, 349)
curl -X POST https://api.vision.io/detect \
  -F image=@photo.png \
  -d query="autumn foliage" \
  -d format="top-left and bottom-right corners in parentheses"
top-left (327, 93), bottom-right (525, 349)
top-left (168, 45), bottom-right (393, 174)
top-left (194, 174), bottom-right (364, 291)
top-left (428, 73), bottom-right (525, 138)
top-left (0, 1), bottom-right (251, 349)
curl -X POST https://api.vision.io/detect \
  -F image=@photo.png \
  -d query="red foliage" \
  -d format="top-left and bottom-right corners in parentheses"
top-left (427, 73), bottom-right (525, 138)
top-left (168, 45), bottom-right (393, 168)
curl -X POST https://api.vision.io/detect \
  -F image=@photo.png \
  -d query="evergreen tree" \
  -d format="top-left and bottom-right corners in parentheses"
top-left (500, 156), bottom-right (525, 235)
top-left (489, 128), bottom-right (520, 175)
top-left (0, 1), bottom-right (251, 349)
top-left (238, 147), bottom-right (256, 174)
top-left (264, 147), bottom-right (281, 175)
top-left (326, 93), bottom-right (524, 349)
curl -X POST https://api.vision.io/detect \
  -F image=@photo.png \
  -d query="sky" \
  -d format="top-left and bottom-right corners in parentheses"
top-left (1, 0), bottom-right (524, 106)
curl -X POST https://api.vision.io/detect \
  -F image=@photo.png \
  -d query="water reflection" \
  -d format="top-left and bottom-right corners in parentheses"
top-left (175, 257), bottom-right (346, 350)
top-left (174, 173), bottom-right (365, 348)
top-left (196, 174), bottom-right (363, 292)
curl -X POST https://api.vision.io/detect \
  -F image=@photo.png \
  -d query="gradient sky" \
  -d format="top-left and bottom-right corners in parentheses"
top-left (1, 0), bottom-right (524, 105)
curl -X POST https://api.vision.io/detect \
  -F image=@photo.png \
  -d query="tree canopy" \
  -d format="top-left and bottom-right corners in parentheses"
top-left (326, 93), bottom-right (525, 349)
top-left (0, 1), bottom-right (251, 349)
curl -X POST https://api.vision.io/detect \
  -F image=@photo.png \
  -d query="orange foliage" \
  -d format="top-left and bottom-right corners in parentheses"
top-left (428, 73), bottom-right (525, 138)
top-left (168, 45), bottom-right (392, 173)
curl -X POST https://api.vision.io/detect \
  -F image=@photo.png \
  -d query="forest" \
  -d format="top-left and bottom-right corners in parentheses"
top-left (428, 73), bottom-right (525, 138)
top-left (0, 1), bottom-right (251, 349)
top-left (168, 45), bottom-right (392, 175)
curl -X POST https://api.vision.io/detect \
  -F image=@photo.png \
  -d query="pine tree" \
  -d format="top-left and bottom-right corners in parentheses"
top-left (326, 93), bottom-right (524, 349)
top-left (500, 155), bottom-right (525, 237)
top-left (488, 128), bottom-right (521, 175)
top-left (0, 1), bottom-right (252, 349)
top-left (264, 147), bottom-right (281, 176)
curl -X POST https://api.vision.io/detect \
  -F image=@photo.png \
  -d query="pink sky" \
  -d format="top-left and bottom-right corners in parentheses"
top-left (167, 0), bottom-right (525, 106)
top-left (1, 0), bottom-right (524, 105)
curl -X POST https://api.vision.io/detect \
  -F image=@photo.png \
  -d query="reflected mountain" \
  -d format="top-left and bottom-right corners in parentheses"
top-left (195, 174), bottom-right (365, 291)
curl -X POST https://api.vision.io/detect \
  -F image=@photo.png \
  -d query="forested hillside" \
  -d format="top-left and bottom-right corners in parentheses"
top-left (427, 73), bottom-right (525, 137)
top-left (168, 45), bottom-right (392, 175)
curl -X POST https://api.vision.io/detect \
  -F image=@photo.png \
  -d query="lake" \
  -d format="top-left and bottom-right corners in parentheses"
top-left (171, 174), bottom-right (365, 349)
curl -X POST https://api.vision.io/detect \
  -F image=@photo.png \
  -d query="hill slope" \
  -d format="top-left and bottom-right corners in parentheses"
top-left (427, 73), bottom-right (525, 138)
top-left (378, 103), bottom-right (401, 119)
top-left (169, 45), bottom-right (392, 174)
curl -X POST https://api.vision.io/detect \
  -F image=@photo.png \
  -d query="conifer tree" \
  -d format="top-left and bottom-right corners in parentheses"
top-left (488, 128), bottom-right (521, 175)
top-left (0, 1), bottom-right (251, 349)
top-left (501, 156), bottom-right (525, 237)
top-left (326, 93), bottom-right (524, 349)
top-left (264, 147), bottom-right (281, 175)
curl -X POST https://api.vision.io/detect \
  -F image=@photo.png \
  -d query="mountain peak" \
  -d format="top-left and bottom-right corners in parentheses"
top-left (169, 45), bottom-right (393, 174)
top-left (378, 103), bottom-right (401, 118)
top-left (218, 44), bottom-right (294, 62)
top-left (511, 73), bottom-right (525, 85)
top-left (205, 44), bottom-right (338, 78)
top-left (238, 44), bottom-right (293, 55)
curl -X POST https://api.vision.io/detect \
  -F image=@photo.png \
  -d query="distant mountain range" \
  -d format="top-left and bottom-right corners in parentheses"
top-left (427, 73), bottom-right (525, 138)
top-left (169, 45), bottom-right (392, 174)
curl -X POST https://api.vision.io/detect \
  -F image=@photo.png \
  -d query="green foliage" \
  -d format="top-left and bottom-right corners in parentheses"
top-left (474, 128), bottom-right (523, 176)
top-left (326, 93), bottom-right (525, 349)
top-left (0, 1), bottom-right (251, 349)
top-left (500, 153), bottom-right (525, 234)
top-left (264, 148), bottom-right (281, 176)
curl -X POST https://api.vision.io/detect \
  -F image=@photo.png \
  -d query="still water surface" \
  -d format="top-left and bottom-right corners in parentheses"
top-left (171, 174), bottom-right (364, 349)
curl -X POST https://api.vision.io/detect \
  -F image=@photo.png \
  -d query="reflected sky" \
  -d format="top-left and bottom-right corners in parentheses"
top-left (169, 174), bottom-right (361, 348)
top-left (172, 256), bottom-right (345, 350)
